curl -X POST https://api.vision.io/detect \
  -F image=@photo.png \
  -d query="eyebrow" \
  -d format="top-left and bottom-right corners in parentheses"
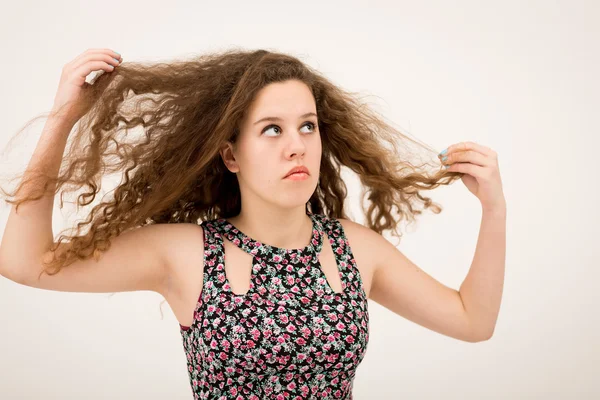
top-left (253, 112), bottom-right (318, 125)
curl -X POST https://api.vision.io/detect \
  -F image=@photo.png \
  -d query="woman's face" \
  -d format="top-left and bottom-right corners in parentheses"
top-left (220, 79), bottom-right (322, 210)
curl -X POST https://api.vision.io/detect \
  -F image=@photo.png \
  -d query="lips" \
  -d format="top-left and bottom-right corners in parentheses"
top-left (284, 165), bottom-right (309, 178)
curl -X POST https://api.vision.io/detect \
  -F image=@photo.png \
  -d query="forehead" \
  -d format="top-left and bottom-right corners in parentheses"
top-left (245, 79), bottom-right (316, 118)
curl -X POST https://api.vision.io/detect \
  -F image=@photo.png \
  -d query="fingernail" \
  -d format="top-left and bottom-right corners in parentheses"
top-left (439, 148), bottom-right (448, 156)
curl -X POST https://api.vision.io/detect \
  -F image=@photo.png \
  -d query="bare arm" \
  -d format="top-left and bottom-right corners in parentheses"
top-left (0, 115), bottom-right (73, 283)
top-left (0, 49), bottom-right (174, 295)
top-left (0, 113), bottom-right (174, 295)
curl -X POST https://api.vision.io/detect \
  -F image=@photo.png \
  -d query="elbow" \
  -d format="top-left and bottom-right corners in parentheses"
top-left (468, 327), bottom-right (495, 343)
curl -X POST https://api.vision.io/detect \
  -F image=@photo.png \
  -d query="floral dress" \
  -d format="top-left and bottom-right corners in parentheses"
top-left (179, 212), bottom-right (370, 399)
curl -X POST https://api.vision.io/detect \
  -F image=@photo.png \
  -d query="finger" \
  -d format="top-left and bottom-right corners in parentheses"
top-left (439, 141), bottom-right (496, 158)
top-left (445, 162), bottom-right (486, 178)
top-left (71, 53), bottom-right (121, 72)
top-left (73, 60), bottom-right (118, 84)
top-left (442, 150), bottom-right (492, 167)
top-left (68, 49), bottom-right (121, 70)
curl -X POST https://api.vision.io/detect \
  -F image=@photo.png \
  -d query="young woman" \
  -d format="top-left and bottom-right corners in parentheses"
top-left (0, 48), bottom-right (506, 399)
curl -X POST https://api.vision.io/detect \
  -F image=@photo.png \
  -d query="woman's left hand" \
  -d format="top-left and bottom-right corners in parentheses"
top-left (438, 141), bottom-right (506, 212)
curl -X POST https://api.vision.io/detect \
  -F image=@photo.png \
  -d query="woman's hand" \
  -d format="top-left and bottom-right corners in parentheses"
top-left (439, 141), bottom-right (506, 212)
top-left (50, 48), bottom-right (122, 125)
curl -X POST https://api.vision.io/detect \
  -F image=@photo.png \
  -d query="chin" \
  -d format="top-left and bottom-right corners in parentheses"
top-left (272, 183), bottom-right (317, 209)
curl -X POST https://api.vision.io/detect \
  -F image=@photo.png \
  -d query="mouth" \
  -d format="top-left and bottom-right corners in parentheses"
top-left (284, 171), bottom-right (310, 180)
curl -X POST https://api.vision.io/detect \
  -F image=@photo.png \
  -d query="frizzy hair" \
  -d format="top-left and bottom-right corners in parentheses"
top-left (1, 47), bottom-right (462, 281)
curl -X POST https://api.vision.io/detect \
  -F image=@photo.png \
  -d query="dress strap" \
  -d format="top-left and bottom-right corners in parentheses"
top-left (314, 215), bottom-right (365, 299)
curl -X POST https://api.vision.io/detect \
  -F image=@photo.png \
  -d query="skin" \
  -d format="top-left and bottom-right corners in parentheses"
top-left (219, 79), bottom-right (322, 250)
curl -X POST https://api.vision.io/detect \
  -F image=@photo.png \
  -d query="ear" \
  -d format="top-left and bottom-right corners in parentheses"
top-left (219, 141), bottom-right (239, 173)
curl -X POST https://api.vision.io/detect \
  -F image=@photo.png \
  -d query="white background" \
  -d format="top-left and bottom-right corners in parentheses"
top-left (0, 0), bottom-right (597, 398)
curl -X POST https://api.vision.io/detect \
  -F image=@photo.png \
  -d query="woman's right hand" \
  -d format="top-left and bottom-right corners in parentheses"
top-left (50, 48), bottom-right (122, 125)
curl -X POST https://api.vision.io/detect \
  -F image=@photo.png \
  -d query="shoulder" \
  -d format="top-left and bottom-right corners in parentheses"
top-left (334, 216), bottom-right (388, 265)
top-left (151, 222), bottom-right (206, 272)
top-left (335, 216), bottom-right (383, 245)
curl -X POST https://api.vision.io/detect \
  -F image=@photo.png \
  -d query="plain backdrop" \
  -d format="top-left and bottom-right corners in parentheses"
top-left (0, 0), bottom-right (597, 399)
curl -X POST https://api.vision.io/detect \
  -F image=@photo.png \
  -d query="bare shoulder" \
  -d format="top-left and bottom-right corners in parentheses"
top-left (336, 217), bottom-right (383, 298)
top-left (161, 222), bottom-right (205, 272)
top-left (148, 222), bottom-right (205, 299)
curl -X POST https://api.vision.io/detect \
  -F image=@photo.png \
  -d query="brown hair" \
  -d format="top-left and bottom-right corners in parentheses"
top-left (1, 47), bottom-right (461, 280)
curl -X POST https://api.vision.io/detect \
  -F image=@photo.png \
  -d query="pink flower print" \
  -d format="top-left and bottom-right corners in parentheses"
top-left (328, 313), bottom-right (338, 322)
top-left (336, 247), bottom-right (343, 255)
top-left (286, 324), bottom-right (296, 333)
top-left (229, 386), bottom-right (237, 396)
top-left (301, 326), bottom-right (311, 337)
top-left (350, 324), bottom-right (357, 334)
top-left (280, 314), bottom-right (289, 324)
top-left (246, 339), bottom-right (256, 349)
top-left (327, 334), bottom-right (335, 342)
top-left (277, 336), bottom-right (285, 344)
top-left (298, 267), bottom-right (306, 276)
top-left (297, 352), bottom-right (307, 361)
top-left (278, 355), bottom-right (289, 364)
top-left (276, 395), bottom-right (285, 400)
top-left (345, 351), bottom-right (353, 359)
top-left (277, 305), bottom-right (285, 312)
top-left (291, 286), bottom-right (300, 293)
top-left (287, 275), bottom-right (295, 285)
top-left (210, 339), bottom-right (218, 349)
top-left (323, 304), bottom-right (331, 311)
top-left (233, 238), bottom-right (240, 246)
top-left (300, 297), bottom-right (310, 304)
top-left (345, 335), bottom-right (355, 344)
top-left (219, 352), bottom-right (228, 360)
top-left (207, 304), bottom-right (216, 313)
top-left (336, 322), bottom-right (346, 330)
top-left (273, 254), bottom-right (282, 262)
top-left (295, 337), bottom-right (306, 345)
top-left (287, 382), bottom-right (297, 390)
top-left (226, 366), bottom-right (235, 374)
top-left (218, 274), bottom-right (226, 283)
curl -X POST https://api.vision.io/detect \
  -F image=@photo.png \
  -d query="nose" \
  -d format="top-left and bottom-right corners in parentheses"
top-left (285, 131), bottom-right (307, 159)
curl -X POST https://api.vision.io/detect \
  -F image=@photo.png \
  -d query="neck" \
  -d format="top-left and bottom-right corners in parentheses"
top-left (227, 205), bottom-right (313, 250)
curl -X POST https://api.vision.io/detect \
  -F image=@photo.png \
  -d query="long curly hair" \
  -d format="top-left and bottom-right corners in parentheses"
top-left (1, 47), bottom-right (461, 280)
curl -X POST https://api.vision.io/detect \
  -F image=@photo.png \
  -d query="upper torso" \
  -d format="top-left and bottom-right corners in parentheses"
top-left (166, 215), bottom-right (376, 331)
top-left (165, 213), bottom-right (374, 399)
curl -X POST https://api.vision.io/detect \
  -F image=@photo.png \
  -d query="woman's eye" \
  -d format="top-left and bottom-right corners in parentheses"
top-left (262, 122), bottom-right (316, 136)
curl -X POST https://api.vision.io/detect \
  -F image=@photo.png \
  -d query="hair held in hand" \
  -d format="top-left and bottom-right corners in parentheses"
top-left (1, 48), bottom-right (462, 280)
